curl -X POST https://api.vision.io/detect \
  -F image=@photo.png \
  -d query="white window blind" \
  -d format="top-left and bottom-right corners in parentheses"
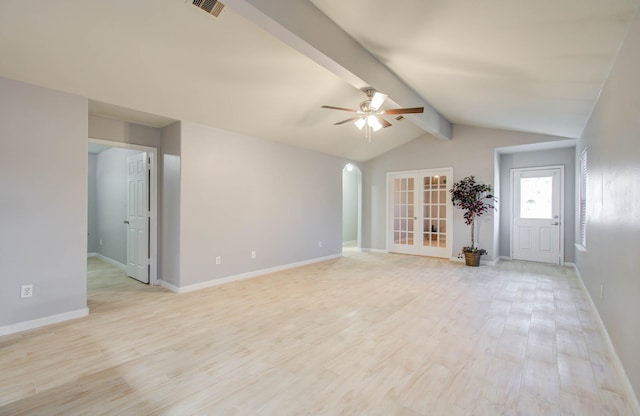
top-left (579, 149), bottom-right (587, 247)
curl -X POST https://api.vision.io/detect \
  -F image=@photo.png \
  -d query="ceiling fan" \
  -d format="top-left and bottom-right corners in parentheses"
top-left (322, 87), bottom-right (424, 141)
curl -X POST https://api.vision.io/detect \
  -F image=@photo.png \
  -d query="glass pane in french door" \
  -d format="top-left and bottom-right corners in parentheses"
top-left (423, 175), bottom-right (447, 248)
top-left (393, 177), bottom-right (414, 245)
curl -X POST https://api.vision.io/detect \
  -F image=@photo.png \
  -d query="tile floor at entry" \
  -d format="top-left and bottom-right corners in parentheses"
top-left (0, 251), bottom-right (635, 415)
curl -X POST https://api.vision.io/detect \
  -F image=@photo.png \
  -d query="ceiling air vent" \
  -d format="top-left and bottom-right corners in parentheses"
top-left (191, 0), bottom-right (225, 17)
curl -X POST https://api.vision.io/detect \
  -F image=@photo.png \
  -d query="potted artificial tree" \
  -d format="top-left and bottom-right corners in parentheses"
top-left (450, 176), bottom-right (496, 266)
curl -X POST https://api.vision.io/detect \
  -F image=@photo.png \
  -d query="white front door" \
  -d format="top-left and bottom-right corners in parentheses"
top-left (388, 168), bottom-right (453, 258)
top-left (126, 152), bottom-right (149, 283)
top-left (511, 167), bottom-right (563, 264)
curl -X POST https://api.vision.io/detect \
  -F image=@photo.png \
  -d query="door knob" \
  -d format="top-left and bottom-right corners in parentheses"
top-left (124, 220), bottom-right (130, 224)
top-left (552, 222), bottom-right (559, 225)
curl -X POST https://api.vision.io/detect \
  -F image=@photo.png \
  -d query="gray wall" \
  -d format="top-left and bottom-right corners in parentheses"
top-left (89, 115), bottom-right (161, 148)
top-left (93, 147), bottom-right (142, 265)
top-left (498, 147), bottom-right (576, 262)
top-left (160, 122), bottom-right (181, 285)
top-left (342, 167), bottom-right (359, 243)
top-left (576, 11), bottom-right (640, 399)
top-left (0, 76), bottom-right (88, 327)
top-left (363, 126), bottom-right (574, 260)
top-left (87, 154), bottom-right (98, 253)
top-left (177, 121), bottom-right (344, 287)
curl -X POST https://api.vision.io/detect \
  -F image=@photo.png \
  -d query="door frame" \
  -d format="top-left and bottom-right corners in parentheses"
top-left (342, 163), bottom-right (362, 250)
top-left (386, 167), bottom-right (453, 258)
top-left (88, 138), bottom-right (158, 285)
top-left (510, 165), bottom-right (564, 264)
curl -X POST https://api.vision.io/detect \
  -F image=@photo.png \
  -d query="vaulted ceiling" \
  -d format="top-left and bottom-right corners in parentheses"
top-left (0, 0), bottom-right (637, 161)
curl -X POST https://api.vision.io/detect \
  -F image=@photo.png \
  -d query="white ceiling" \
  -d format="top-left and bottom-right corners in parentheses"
top-left (0, 0), bottom-right (637, 161)
top-left (310, 0), bottom-right (639, 138)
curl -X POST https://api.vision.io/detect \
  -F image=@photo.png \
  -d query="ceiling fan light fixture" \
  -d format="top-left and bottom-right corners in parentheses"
top-left (369, 92), bottom-right (388, 110)
top-left (367, 115), bottom-right (382, 131)
top-left (322, 88), bottom-right (423, 142)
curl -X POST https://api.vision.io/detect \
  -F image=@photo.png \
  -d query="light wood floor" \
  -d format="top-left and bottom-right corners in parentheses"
top-left (0, 251), bottom-right (636, 415)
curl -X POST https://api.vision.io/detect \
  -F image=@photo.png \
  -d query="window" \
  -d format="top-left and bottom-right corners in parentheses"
top-left (578, 149), bottom-right (587, 248)
top-left (519, 176), bottom-right (553, 219)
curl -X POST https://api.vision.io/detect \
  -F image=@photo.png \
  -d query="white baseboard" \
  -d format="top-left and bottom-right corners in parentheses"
top-left (361, 248), bottom-right (388, 254)
top-left (343, 247), bottom-right (363, 252)
top-left (158, 279), bottom-right (180, 293)
top-left (0, 308), bottom-right (89, 337)
top-left (88, 253), bottom-right (126, 270)
top-left (161, 254), bottom-right (342, 294)
top-left (569, 264), bottom-right (640, 415)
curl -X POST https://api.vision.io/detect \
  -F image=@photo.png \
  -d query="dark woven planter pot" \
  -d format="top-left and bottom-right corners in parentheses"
top-left (464, 251), bottom-right (481, 267)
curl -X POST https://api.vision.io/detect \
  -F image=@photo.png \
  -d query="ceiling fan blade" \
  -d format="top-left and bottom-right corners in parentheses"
top-left (369, 92), bottom-right (388, 110)
top-left (376, 116), bottom-right (392, 128)
top-left (383, 107), bottom-right (424, 115)
top-left (334, 117), bottom-right (361, 125)
top-left (321, 105), bottom-right (358, 112)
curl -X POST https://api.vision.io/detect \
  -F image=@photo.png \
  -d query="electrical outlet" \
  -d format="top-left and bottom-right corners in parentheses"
top-left (99, 239), bottom-right (103, 246)
top-left (251, 251), bottom-right (256, 259)
top-left (318, 241), bottom-right (323, 248)
top-left (215, 256), bottom-right (221, 265)
top-left (21, 284), bottom-right (33, 299)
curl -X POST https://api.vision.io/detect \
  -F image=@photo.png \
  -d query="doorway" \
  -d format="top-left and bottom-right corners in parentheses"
top-left (387, 168), bottom-right (453, 258)
top-left (511, 166), bottom-right (564, 264)
top-left (87, 138), bottom-right (158, 284)
top-left (342, 163), bottom-right (362, 250)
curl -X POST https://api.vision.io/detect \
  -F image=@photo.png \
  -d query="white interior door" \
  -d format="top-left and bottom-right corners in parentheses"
top-left (511, 167), bottom-right (563, 264)
top-left (126, 152), bottom-right (149, 283)
top-left (388, 168), bottom-right (452, 258)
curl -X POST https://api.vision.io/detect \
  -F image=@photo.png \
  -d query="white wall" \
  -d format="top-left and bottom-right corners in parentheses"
top-left (498, 147), bottom-right (576, 262)
top-left (363, 126), bottom-right (574, 260)
top-left (0, 77), bottom-right (88, 328)
top-left (342, 166), bottom-right (358, 243)
top-left (576, 11), bottom-right (640, 401)
top-left (87, 154), bottom-right (98, 253)
top-left (177, 121), bottom-right (344, 287)
top-left (160, 122), bottom-right (181, 285)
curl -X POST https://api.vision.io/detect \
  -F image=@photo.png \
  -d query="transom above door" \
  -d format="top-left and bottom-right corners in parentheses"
top-left (387, 168), bottom-right (453, 258)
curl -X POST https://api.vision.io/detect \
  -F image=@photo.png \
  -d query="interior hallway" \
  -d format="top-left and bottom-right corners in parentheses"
top-left (0, 254), bottom-right (634, 415)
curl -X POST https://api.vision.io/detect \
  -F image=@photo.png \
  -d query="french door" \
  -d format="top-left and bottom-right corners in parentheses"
top-left (511, 166), bottom-right (563, 264)
top-left (388, 168), bottom-right (453, 258)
